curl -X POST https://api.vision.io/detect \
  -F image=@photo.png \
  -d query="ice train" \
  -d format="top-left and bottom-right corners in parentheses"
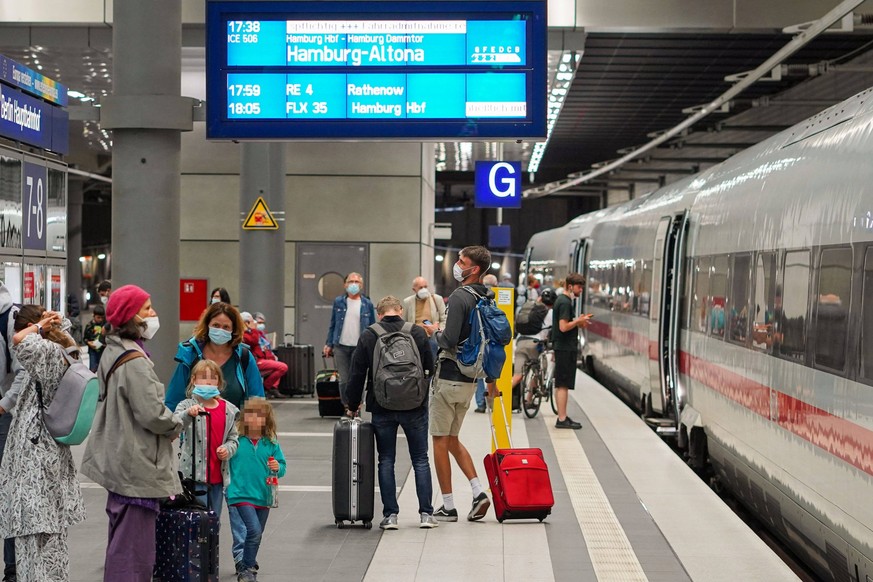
top-left (522, 87), bottom-right (873, 581)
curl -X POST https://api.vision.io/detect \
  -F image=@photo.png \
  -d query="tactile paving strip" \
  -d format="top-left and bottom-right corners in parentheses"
top-left (547, 423), bottom-right (648, 581)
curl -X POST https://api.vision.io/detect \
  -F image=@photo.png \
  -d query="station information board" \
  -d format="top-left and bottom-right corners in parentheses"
top-left (206, 1), bottom-right (547, 140)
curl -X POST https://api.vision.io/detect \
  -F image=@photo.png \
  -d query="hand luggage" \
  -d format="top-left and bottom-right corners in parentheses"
top-left (154, 410), bottom-right (219, 582)
top-left (317, 357), bottom-right (345, 417)
top-left (483, 396), bottom-right (554, 523)
top-left (331, 416), bottom-right (375, 529)
top-left (275, 345), bottom-right (315, 396)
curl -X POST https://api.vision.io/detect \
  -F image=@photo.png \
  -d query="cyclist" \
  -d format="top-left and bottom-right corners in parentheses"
top-left (511, 287), bottom-right (556, 409)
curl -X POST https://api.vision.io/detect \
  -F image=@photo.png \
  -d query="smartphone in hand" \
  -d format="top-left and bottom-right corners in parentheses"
top-left (423, 320), bottom-right (432, 325)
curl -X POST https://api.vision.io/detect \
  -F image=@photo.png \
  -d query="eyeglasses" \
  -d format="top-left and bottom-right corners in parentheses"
top-left (347, 281), bottom-right (363, 285)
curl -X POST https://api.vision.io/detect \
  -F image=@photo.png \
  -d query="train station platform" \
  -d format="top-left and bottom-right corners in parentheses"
top-left (67, 371), bottom-right (798, 581)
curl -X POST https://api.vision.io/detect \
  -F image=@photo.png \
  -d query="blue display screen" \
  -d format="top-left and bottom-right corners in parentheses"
top-left (206, 1), bottom-right (546, 140)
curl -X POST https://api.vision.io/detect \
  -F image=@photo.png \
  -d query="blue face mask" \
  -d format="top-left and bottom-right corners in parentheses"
top-left (347, 283), bottom-right (361, 295)
top-left (208, 327), bottom-right (233, 345)
top-left (193, 385), bottom-right (221, 400)
top-left (257, 323), bottom-right (266, 331)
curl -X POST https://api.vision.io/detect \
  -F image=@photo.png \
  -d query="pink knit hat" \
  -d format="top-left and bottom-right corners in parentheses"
top-left (105, 284), bottom-right (150, 327)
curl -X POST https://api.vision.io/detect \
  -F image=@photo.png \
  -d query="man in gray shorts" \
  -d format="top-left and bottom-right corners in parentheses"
top-left (430, 245), bottom-right (493, 522)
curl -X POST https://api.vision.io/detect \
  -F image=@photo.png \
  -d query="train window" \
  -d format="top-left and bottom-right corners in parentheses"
top-left (778, 250), bottom-right (810, 361)
top-left (681, 257), bottom-right (694, 330)
top-left (709, 255), bottom-right (729, 338)
top-left (813, 247), bottom-right (852, 371)
top-left (751, 252), bottom-right (777, 352)
top-left (692, 256), bottom-right (711, 333)
top-left (728, 254), bottom-right (751, 345)
top-left (860, 248), bottom-right (873, 381)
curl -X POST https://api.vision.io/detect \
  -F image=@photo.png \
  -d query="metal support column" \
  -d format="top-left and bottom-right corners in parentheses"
top-left (66, 179), bottom-right (83, 305)
top-left (103, 0), bottom-right (193, 382)
top-left (239, 143), bottom-right (286, 335)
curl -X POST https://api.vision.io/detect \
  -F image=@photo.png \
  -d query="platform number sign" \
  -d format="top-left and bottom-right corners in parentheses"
top-left (474, 161), bottom-right (522, 209)
top-left (23, 162), bottom-right (47, 251)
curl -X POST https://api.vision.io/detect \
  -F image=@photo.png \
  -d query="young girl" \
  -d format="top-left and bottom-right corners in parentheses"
top-left (226, 398), bottom-right (286, 582)
top-left (175, 359), bottom-right (240, 516)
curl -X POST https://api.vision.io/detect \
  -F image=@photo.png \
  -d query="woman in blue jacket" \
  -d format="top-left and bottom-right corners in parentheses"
top-left (166, 302), bottom-right (264, 412)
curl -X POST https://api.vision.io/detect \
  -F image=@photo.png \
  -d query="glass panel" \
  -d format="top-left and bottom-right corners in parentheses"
top-left (0, 157), bottom-right (23, 249)
top-left (692, 256), bottom-right (711, 333)
top-left (640, 260), bottom-right (652, 317)
top-left (814, 247), bottom-right (852, 371)
top-left (751, 252), bottom-right (777, 351)
top-left (682, 257), bottom-right (694, 330)
top-left (778, 250), bottom-right (810, 361)
top-left (48, 266), bottom-right (65, 313)
top-left (728, 254), bottom-right (751, 344)
top-left (47, 168), bottom-right (66, 253)
top-left (23, 264), bottom-right (46, 307)
top-left (709, 255), bottom-right (729, 338)
top-left (861, 248), bottom-right (873, 381)
top-left (2, 262), bottom-right (21, 303)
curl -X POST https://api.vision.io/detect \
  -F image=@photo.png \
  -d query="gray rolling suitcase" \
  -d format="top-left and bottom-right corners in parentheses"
top-left (331, 417), bottom-right (375, 529)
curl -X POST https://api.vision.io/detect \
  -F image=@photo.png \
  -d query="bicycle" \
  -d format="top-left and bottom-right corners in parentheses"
top-left (521, 339), bottom-right (556, 418)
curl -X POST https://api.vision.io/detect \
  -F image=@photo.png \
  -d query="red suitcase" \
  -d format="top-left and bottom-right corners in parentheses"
top-left (483, 397), bottom-right (554, 523)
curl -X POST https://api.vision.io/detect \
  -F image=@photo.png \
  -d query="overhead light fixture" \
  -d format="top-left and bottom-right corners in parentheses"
top-left (67, 90), bottom-right (85, 99)
top-left (528, 51), bottom-right (581, 178)
top-left (97, 253), bottom-right (106, 260)
top-left (491, 262), bottom-right (502, 269)
top-left (435, 255), bottom-right (445, 262)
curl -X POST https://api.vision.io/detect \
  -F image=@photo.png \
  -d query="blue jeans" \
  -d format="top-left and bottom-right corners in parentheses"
top-left (194, 483), bottom-right (224, 519)
top-left (475, 379), bottom-right (486, 409)
top-left (371, 406), bottom-right (433, 517)
top-left (229, 505), bottom-right (270, 570)
top-left (89, 349), bottom-right (103, 372)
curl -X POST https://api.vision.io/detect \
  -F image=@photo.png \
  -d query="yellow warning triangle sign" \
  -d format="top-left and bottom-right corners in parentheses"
top-left (242, 197), bottom-right (279, 230)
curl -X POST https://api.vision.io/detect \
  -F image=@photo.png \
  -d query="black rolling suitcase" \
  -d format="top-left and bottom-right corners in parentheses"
top-left (317, 358), bottom-right (345, 417)
top-left (154, 411), bottom-right (219, 582)
top-left (275, 345), bottom-right (315, 396)
top-left (332, 417), bottom-right (375, 529)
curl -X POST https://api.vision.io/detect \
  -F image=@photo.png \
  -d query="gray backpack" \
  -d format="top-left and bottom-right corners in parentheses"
top-left (371, 322), bottom-right (426, 410)
top-left (34, 348), bottom-right (99, 446)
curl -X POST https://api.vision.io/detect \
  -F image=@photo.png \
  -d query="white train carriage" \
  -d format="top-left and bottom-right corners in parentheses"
top-left (522, 87), bottom-right (873, 581)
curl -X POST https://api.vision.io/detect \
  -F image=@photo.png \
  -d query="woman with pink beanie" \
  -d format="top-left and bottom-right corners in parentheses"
top-left (81, 284), bottom-right (183, 582)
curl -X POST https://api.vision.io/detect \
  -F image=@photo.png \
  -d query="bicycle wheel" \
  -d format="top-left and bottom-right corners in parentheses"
top-left (523, 365), bottom-right (542, 418)
top-left (548, 377), bottom-right (558, 415)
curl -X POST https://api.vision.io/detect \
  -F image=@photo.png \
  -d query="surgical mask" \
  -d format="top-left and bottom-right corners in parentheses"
top-left (208, 327), bottom-right (233, 345)
top-left (416, 288), bottom-right (430, 300)
top-left (347, 283), bottom-right (361, 295)
top-left (257, 323), bottom-right (266, 331)
top-left (453, 263), bottom-right (473, 283)
top-left (211, 297), bottom-right (220, 304)
top-left (139, 316), bottom-right (160, 340)
top-left (193, 385), bottom-right (221, 400)
top-left (100, 296), bottom-right (108, 305)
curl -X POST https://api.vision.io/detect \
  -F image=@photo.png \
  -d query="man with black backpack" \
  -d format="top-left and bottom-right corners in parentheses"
top-left (344, 296), bottom-right (437, 530)
top-left (431, 245), bottom-right (497, 522)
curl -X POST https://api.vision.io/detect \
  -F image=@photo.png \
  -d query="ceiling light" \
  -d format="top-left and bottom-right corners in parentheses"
top-left (435, 255), bottom-right (444, 262)
top-left (67, 90), bottom-right (85, 99)
top-left (528, 50), bottom-right (580, 176)
top-left (491, 262), bottom-right (502, 269)
top-left (97, 253), bottom-right (106, 260)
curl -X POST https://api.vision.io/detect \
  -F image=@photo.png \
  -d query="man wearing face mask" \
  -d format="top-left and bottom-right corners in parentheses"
top-left (97, 280), bottom-right (112, 306)
top-left (323, 273), bottom-right (376, 406)
top-left (430, 245), bottom-right (493, 523)
top-left (402, 277), bottom-right (446, 359)
top-left (241, 311), bottom-right (287, 399)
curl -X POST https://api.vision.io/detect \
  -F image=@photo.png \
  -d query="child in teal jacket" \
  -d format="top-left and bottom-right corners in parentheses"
top-left (226, 398), bottom-right (286, 581)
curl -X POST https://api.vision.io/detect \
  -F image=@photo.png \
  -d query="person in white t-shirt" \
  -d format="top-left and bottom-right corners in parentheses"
top-left (323, 273), bottom-right (376, 406)
top-left (511, 288), bottom-right (556, 411)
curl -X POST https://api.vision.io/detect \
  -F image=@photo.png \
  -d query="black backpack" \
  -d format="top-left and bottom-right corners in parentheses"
top-left (371, 322), bottom-right (426, 410)
top-left (515, 302), bottom-right (548, 336)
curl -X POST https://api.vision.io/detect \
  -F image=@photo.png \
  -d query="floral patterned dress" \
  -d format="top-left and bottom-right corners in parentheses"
top-left (0, 334), bottom-right (86, 540)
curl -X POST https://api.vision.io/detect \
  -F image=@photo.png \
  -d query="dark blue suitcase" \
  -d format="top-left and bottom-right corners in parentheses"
top-left (154, 507), bottom-right (219, 582)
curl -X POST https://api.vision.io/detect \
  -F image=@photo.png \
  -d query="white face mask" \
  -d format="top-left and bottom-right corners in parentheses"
top-left (452, 263), bottom-right (466, 282)
top-left (139, 315), bottom-right (160, 340)
top-left (416, 288), bottom-right (430, 300)
top-left (100, 295), bottom-right (108, 305)
top-left (211, 297), bottom-right (220, 304)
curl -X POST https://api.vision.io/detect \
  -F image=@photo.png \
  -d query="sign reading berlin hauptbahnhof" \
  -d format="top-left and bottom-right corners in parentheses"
top-left (0, 55), bottom-right (68, 154)
top-left (205, 1), bottom-right (546, 140)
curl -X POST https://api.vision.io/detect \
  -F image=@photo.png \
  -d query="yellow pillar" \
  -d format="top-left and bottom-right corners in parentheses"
top-left (491, 287), bottom-right (514, 450)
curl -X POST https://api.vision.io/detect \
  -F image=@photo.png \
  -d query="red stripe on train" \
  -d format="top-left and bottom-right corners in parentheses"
top-left (588, 320), bottom-right (873, 476)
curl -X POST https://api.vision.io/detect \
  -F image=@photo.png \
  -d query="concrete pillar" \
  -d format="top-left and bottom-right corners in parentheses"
top-left (104, 0), bottom-right (190, 382)
top-left (239, 143), bottom-right (285, 332)
top-left (66, 179), bottom-right (83, 304)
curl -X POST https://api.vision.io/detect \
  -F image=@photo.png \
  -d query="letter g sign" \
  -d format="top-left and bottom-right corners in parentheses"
top-left (474, 161), bottom-right (522, 209)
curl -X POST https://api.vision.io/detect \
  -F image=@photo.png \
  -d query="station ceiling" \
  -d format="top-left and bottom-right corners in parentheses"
top-left (2, 6), bottom-right (873, 203)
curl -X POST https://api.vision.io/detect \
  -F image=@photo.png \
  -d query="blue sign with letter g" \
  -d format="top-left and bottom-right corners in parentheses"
top-left (475, 161), bottom-right (522, 208)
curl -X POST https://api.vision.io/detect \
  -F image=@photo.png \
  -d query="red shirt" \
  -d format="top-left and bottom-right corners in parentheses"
top-left (206, 399), bottom-right (227, 485)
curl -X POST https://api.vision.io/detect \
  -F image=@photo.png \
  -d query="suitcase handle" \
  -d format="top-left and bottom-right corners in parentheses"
top-left (487, 393), bottom-right (513, 450)
top-left (322, 356), bottom-right (335, 370)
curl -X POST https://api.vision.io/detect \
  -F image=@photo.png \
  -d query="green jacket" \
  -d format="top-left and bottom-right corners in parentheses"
top-left (175, 398), bottom-right (240, 486)
top-left (81, 336), bottom-right (183, 498)
top-left (226, 435), bottom-right (287, 507)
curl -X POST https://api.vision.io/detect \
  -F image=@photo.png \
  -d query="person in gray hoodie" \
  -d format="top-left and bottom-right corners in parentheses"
top-left (80, 285), bottom-right (182, 582)
top-left (0, 284), bottom-right (21, 582)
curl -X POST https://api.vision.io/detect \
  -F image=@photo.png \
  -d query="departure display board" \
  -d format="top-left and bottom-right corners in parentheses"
top-left (206, 1), bottom-right (546, 140)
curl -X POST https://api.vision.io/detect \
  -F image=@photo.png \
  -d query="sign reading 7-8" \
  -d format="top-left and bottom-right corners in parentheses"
top-left (23, 162), bottom-right (46, 251)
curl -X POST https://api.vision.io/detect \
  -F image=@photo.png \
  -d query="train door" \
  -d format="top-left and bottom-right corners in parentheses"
top-left (647, 212), bottom-right (688, 425)
top-left (572, 239), bottom-right (589, 345)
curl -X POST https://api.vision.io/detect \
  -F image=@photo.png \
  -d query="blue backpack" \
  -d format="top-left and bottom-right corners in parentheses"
top-left (454, 287), bottom-right (512, 379)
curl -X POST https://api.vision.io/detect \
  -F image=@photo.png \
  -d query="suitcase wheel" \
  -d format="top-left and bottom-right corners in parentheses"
top-left (497, 517), bottom-right (504, 523)
top-left (538, 517), bottom-right (545, 522)
top-left (364, 521), bottom-right (372, 530)
top-left (336, 520), bottom-right (345, 529)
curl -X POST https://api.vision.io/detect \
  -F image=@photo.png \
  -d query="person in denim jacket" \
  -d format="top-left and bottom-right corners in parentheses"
top-left (321, 273), bottom-right (375, 405)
